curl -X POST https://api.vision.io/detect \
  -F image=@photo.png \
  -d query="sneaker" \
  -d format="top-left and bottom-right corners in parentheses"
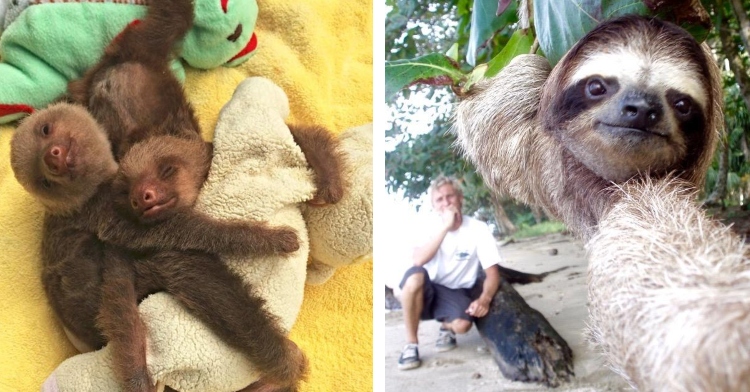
top-left (397, 344), bottom-right (421, 370)
top-left (436, 328), bottom-right (457, 352)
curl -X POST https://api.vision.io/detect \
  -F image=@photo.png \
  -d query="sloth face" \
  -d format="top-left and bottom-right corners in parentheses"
top-left (10, 103), bottom-right (117, 215)
top-left (543, 16), bottom-right (713, 183)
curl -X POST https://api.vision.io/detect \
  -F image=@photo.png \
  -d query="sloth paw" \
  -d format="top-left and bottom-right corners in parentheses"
top-left (266, 227), bottom-right (300, 254)
top-left (308, 179), bottom-right (345, 206)
top-left (124, 368), bottom-right (154, 392)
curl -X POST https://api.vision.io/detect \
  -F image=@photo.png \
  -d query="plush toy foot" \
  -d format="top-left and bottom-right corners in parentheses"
top-left (43, 369), bottom-right (166, 392)
top-left (302, 123), bottom-right (373, 284)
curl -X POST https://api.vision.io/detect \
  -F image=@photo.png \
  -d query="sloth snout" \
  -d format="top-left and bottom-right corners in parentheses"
top-left (618, 94), bottom-right (662, 129)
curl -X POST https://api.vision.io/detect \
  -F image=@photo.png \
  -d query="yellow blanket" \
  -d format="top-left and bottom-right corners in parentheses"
top-left (0, 0), bottom-right (373, 391)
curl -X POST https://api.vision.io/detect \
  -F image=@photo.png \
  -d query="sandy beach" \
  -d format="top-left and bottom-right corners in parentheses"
top-left (384, 233), bottom-right (632, 392)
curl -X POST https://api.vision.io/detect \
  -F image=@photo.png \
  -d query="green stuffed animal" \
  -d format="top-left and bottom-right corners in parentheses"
top-left (0, 0), bottom-right (258, 123)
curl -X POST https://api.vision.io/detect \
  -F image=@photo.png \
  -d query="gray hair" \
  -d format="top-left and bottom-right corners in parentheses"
top-left (429, 175), bottom-right (463, 198)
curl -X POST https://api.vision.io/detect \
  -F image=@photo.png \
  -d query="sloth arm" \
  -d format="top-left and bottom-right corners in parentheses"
top-left (83, 191), bottom-right (299, 256)
top-left (96, 246), bottom-right (151, 391)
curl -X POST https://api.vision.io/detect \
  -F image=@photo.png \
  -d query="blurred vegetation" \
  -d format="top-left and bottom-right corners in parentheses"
top-left (513, 221), bottom-right (567, 240)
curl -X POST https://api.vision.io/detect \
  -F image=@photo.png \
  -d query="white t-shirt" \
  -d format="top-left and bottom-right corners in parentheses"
top-left (415, 215), bottom-right (501, 289)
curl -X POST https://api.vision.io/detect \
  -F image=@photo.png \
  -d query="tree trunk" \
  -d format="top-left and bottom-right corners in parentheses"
top-left (531, 205), bottom-right (545, 224)
top-left (490, 193), bottom-right (517, 234)
top-left (729, 0), bottom-right (750, 56)
top-left (475, 279), bottom-right (574, 387)
top-left (706, 128), bottom-right (729, 205)
top-left (718, 13), bottom-right (750, 115)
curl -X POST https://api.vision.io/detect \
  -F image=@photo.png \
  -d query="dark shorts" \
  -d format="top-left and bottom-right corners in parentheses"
top-left (399, 266), bottom-right (482, 322)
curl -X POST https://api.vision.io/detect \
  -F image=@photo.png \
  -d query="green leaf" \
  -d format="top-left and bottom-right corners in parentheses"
top-left (385, 53), bottom-right (465, 101)
top-left (446, 43), bottom-right (459, 61)
top-left (464, 63), bottom-right (489, 92)
top-left (485, 29), bottom-right (535, 77)
top-left (467, 0), bottom-right (502, 66)
top-left (533, 0), bottom-right (649, 65)
top-left (680, 22), bottom-right (709, 43)
top-left (467, 0), bottom-right (519, 66)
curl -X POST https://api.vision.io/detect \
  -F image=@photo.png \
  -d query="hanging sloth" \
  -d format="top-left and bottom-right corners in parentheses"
top-left (454, 15), bottom-right (723, 240)
top-left (454, 15), bottom-right (748, 391)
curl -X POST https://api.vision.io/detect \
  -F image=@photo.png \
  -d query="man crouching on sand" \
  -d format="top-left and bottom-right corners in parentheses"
top-left (396, 175), bottom-right (501, 370)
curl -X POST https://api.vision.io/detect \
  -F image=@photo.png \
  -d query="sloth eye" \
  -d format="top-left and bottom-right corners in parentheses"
top-left (160, 165), bottom-right (176, 179)
top-left (674, 99), bottom-right (691, 115)
top-left (41, 124), bottom-right (50, 136)
top-left (41, 178), bottom-right (52, 189)
top-left (586, 79), bottom-right (607, 97)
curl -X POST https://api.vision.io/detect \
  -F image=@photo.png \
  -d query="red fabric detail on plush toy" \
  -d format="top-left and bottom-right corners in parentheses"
top-left (0, 104), bottom-right (34, 117)
top-left (228, 32), bottom-right (258, 63)
top-left (221, 0), bottom-right (228, 13)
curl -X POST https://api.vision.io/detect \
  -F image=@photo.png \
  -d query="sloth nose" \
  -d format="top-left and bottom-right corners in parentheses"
top-left (44, 145), bottom-right (68, 175)
top-left (619, 95), bottom-right (662, 129)
top-left (131, 188), bottom-right (159, 211)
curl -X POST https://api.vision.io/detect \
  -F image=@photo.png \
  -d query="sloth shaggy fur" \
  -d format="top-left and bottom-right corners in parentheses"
top-left (454, 15), bottom-right (723, 240)
top-left (453, 15), bottom-right (744, 391)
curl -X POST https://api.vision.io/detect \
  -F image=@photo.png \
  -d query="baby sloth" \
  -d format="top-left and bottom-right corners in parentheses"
top-left (454, 15), bottom-right (722, 239)
top-left (11, 104), bottom-right (307, 392)
top-left (64, 0), bottom-right (345, 215)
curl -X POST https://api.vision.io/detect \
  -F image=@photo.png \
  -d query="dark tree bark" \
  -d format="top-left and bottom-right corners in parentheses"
top-left (475, 279), bottom-right (574, 387)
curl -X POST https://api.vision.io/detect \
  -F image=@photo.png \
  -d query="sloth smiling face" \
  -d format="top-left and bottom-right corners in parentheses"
top-left (541, 16), bottom-right (715, 183)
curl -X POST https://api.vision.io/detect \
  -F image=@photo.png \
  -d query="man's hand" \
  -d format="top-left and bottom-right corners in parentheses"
top-left (466, 296), bottom-right (492, 318)
top-left (441, 206), bottom-right (459, 230)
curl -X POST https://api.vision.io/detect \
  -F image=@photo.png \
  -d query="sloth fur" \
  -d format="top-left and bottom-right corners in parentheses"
top-left (588, 177), bottom-right (750, 391)
top-left (454, 15), bottom-right (723, 240)
top-left (454, 15), bottom-right (744, 390)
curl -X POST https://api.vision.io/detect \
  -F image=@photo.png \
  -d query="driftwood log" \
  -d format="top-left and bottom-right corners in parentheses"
top-left (476, 269), bottom-right (574, 387)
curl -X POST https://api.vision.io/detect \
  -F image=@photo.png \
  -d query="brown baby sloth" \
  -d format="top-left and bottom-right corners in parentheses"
top-left (12, 102), bottom-right (307, 392)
